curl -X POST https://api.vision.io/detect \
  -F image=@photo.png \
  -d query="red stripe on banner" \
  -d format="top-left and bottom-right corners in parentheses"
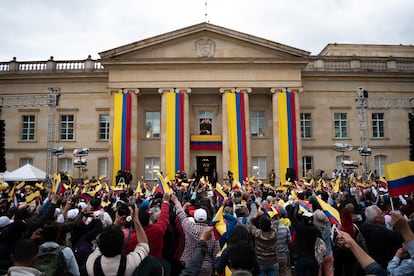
top-left (239, 93), bottom-right (248, 182)
top-left (290, 92), bottom-right (298, 175)
top-left (125, 93), bottom-right (132, 171)
top-left (179, 92), bottom-right (185, 171)
top-left (191, 143), bottom-right (223, 150)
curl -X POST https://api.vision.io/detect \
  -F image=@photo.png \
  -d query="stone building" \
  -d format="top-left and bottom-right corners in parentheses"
top-left (0, 23), bottom-right (413, 185)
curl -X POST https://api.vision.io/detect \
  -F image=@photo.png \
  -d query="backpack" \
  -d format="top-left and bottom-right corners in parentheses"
top-left (132, 256), bottom-right (170, 276)
top-left (314, 237), bottom-right (327, 265)
top-left (35, 246), bottom-right (68, 276)
top-left (73, 234), bottom-right (93, 267)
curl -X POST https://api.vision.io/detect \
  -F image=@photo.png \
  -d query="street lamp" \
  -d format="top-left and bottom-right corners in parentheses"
top-left (73, 148), bottom-right (89, 180)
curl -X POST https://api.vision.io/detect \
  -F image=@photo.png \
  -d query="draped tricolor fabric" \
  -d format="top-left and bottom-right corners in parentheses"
top-left (190, 135), bottom-right (222, 150)
top-left (112, 92), bottom-right (131, 185)
top-left (165, 92), bottom-right (185, 179)
top-left (278, 91), bottom-right (298, 183)
top-left (226, 92), bottom-right (248, 184)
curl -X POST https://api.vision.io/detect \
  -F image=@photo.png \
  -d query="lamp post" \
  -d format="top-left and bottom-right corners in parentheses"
top-left (73, 148), bottom-right (89, 181)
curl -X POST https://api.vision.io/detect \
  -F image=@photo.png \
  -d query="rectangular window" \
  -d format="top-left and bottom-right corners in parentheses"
top-left (60, 115), bottom-right (74, 141)
top-left (144, 157), bottom-right (160, 180)
top-left (98, 158), bottom-right (108, 177)
top-left (19, 158), bottom-right (33, 167)
top-left (374, 155), bottom-right (388, 177)
top-left (58, 158), bottom-right (73, 174)
top-left (199, 111), bottom-right (213, 135)
top-left (334, 113), bottom-right (347, 138)
top-left (372, 113), bottom-right (385, 138)
top-left (251, 111), bottom-right (266, 137)
top-left (300, 113), bottom-right (312, 139)
top-left (336, 155), bottom-right (350, 170)
top-left (99, 114), bottom-right (110, 140)
top-left (251, 156), bottom-right (267, 179)
top-left (21, 115), bottom-right (35, 141)
top-left (302, 156), bottom-right (313, 177)
top-left (145, 112), bottom-right (160, 138)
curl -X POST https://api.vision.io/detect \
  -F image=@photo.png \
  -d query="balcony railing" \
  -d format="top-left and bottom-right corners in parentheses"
top-left (304, 57), bottom-right (414, 72)
top-left (0, 55), bottom-right (105, 74)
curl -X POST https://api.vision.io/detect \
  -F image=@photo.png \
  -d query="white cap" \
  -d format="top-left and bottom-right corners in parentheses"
top-left (57, 214), bottom-right (65, 224)
top-left (0, 216), bottom-right (12, 228)
top-left (67, 208), bottom-right (80, 220)
top-left (78, 202), bottom-right (87, 210)
top-left (194, 208), bottom-right (207, 223)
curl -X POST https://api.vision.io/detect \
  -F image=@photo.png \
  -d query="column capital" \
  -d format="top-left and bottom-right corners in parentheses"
top-left (174, 88), bottom-right (192, 94)
top-left (270, 87), bottom-right (303, 94)
top-left (158, 88), bottom-right (175, 94)
top-left (235, 87), bottom-right (252, 93)
top-left (109, 88), bottom-right (140, 95)
top-left (219, 87), bottom-right (236, 94)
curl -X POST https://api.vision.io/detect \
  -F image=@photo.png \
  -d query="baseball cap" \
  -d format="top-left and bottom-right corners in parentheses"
top-left (194, 208), bottom-right (207, 223)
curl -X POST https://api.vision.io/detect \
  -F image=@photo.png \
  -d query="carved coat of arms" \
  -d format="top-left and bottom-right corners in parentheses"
top-left (196, 38), bottom-right (215, 57)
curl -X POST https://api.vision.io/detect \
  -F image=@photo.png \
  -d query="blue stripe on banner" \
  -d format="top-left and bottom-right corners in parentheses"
top-left (286, 92), bottom-right (293, 168)
top-left (175, 93), bottom-right (180, 173)
top-left (121, 94), bottom-right (127, 169)
top-left (389, 175), bottom-right (414, 188)
top-left (236, 93), bottom-right (243, 183)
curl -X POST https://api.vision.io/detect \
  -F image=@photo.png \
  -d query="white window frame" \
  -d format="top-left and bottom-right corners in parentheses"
top-left (199, 110), bottom-right (213, 135)
top-left (372, 113), bottom-right (385, 138)
top-left (145, 111), bottom-right (160, 138)
top-left (60, 114), bottom-right (75, 141)
top-left (251, 111), bottom-right (266, 137)
top-left (251, 156), bottom-right (267, 179)
top-left (374, 155), bottom-right (388, 177)
top-left (58, 158), bottom-right (73, 175)
top-left (98, 158), bottom-right (108, 177)
top-left (21, 115), bottom-right (36, 141)
top-left (302, 156), bottom-right (313, 177)
top-left (300, 113), bottom-right (312, 139)
top-left (334, 113), bottom-right (348, 138)
top-left (144, 157), bottom-right (160, 181)
top-left (99, 114), bottom-right (110, 141)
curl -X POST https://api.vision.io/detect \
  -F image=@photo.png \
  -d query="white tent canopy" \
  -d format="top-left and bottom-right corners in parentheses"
top-left (4, 164), bottom-right (47, 182)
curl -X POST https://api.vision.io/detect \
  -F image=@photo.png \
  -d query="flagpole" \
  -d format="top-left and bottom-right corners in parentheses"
top-left (390, 196), bottom-right (395, 211)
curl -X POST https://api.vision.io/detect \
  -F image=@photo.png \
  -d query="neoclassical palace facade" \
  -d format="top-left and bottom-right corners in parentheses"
top-left (0, 23), bottom-right (413, 185)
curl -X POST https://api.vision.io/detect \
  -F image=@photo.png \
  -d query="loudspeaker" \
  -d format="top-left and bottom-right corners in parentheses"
top-left (286, 168), bottom-right (296, 182)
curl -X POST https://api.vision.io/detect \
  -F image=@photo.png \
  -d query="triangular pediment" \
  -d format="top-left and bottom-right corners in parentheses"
top-left (99, 22), bottom-right (310, 63)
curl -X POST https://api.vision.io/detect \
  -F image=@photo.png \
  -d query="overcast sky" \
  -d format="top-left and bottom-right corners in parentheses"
top-left (1, 0), bottom-right (413, 61)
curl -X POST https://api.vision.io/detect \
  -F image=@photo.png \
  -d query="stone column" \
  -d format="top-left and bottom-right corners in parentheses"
top-left (236, 87), bottom-right (252, 177)
top-left (219, 87), bottom-right (235, 178)
top-left (158, 88), bottom-right (175, 174)
top-left (270, 88), bottom-right (284, 183)
top-left (270, 87), bottom-right (303, 184)
top-left (175, 88), bottom-right (192, 175)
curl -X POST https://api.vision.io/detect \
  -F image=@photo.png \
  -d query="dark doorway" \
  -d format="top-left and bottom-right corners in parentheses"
top-left (196, 156), bottom-right (217, 185)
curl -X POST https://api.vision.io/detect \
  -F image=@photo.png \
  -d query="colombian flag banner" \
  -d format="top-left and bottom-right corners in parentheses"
top-left (112, 92), bottom-right (132, 186)
top-left (226, 92), bottom-right (248, 184)
top-left (385, 160), bottom-right (414, 197)
top-left (165, 92), bottom-right (185, 179)
top-left (278, 91), bottom-right (298, 183)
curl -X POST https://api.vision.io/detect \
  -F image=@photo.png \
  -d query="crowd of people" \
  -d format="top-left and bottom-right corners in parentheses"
top-left (0, 168), bottom-right (414, 276)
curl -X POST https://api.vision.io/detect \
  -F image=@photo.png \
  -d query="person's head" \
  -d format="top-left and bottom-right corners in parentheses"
top-left (258, 215), bottom-right (272, 232)
top-left (42, 220), bottom-right (59, 242)
top-left (227, 241), bottom-right (256, 272)
top-left (313, 209), bottom-right (329, 229)
top-left (228, 225), bottom-right (251, 246)
top-left (194, 208), bottom-right (208, 223)
top-left (365, 205), bottom-right (385, 224)
top-left (90, 197), bottom-right (102, 209)
top-left (11, 239), bottom-right (38, 266)
top-left (97, 224), bottom-right (124, 257)
top-left (301, 212), bottom-right (314, 226)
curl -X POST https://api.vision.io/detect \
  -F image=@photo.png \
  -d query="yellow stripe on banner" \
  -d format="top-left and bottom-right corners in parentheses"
top-left (278, 92), bottom-right (289, 183)
top-left (166, 92), bottom-right (176, 179)
top-left (112, 93), bottom-right (123, 186)
top-left (226, 93), bottom-right (239, 182)
top-left (385, 160), bottom-right (414, 181)
top-left (190, 135), bottom-right (222, 142)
